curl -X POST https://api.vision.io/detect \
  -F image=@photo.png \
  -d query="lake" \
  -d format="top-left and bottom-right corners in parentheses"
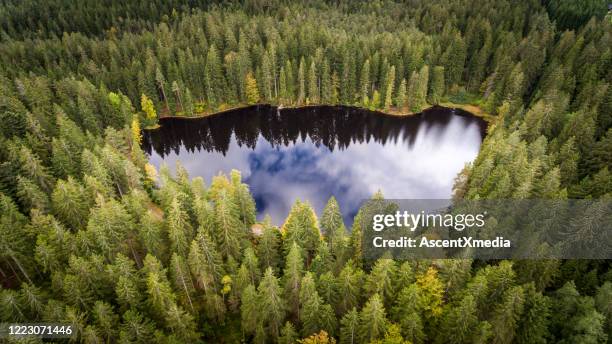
top-left (143, 105), bottom-right (487, 225)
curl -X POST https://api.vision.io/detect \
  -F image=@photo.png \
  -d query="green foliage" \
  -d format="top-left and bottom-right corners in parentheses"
top-left (0, 1), bottom-right (610, 343)
top-left (245, 72), bottom-right (260, 105)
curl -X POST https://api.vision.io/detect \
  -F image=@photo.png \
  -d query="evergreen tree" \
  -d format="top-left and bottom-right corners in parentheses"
top-left (258, 267), bottom-right (286, 340)
top-left (282, 200), bottom-right (320, 260)
top-left (246, 72), bottom-right (260, 105)
top-left (358, 294), bottom-right (387, 343)
top-left (308, 60), bottom-right (319, 104)
top-left (384, 66), bottom-right (396, 110)
top-left (283, 242), bottom-right (304, 317)
top-left (395, 79), bottom-right (407, 110)
top-left (429, 66), bottom-right (445, 104)
top-left (339, 308), bottom-right (359, 344)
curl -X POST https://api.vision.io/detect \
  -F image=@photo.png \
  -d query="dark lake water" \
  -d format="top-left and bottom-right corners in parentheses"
top-left (143, 105), bottom-right (487, 225)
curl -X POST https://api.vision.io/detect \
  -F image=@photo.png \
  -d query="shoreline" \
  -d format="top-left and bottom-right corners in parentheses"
top-left (145, 102), bottom-right (494, 129)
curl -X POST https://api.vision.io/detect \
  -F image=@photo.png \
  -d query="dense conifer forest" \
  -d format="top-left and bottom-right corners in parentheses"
top-left (0, 0), bottom-right (611, 343)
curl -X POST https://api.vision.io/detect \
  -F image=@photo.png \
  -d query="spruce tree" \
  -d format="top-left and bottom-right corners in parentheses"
top-left (429, 66), bottom-right (445, 105)
top-left (245, 72), bottom-right (260, 105)
top-left (258, 267), bottom-right (286, 340)
top-left (358, 294), bottom-right (387, 343)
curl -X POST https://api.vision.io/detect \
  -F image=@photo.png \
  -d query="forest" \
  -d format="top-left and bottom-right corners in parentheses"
top-left (0, 0), bottom-right (611, 343)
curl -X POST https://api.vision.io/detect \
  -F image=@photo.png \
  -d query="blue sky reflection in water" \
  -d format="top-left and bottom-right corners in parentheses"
top-left (143, 105), bottom-right (487, 225)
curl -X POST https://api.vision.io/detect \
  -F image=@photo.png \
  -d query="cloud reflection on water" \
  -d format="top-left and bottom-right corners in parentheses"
top-left (144, 105), bottom-right (486, 225)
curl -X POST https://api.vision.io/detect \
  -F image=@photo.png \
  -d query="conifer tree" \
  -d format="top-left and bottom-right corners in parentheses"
top-left (205, 45), bottom-right (224, 107)
top-left (491, 286), bottom-right (525, 344)
top-left (230, 169), bottom-right (256, 230)
top-left (188, 231), bottom-right (224, 294)
top-left (170, 253), bottom-right (195, 312)
top-left (321, 197), bottom-right (342, 237)
top-left (415, 267), bottom-right (443, 321)
top-left (283, 242), bottom-right (304, 317)
top-left (395, 78), bottom-right (407, 110)
top-left (262, 54), bottom-right (273, 101)
top-left (429, 66), bottom-right (445, 104)
top-left (360, 59), bottom-right (371, 104)
top-left (340, 308), bottom-right (359, 344)
top-left (258, 267), bottom-right (286, 340)
top-left (257, 219), bottom-right (280, 271)
top-left (437, 295), bottom-right (478, 344)
top-left (245, 72), bottom-right (260, 105)
top-left (298, 57), bottom-right (306, 105)
top-left (51, 177), bottom-right (91, 230)
top-left (300, 272), bottom-right (323, 336)
top-left (365, 258), bottom-right (397, 306)
top-left (384, 66), bottom-right (396, 110)
top-left (279, 321), bottom-right (298, 344)
top-left (337, 263), bottom-right (363, 314)
top-left (308, 60), bottom-right (319, 104)
top-left (391, 284), bottom-right (424, 343)
top-left (282, 200), bottom-right (320, 260)
top-left (359, 294), bottom-right (387, 343)
top-left (515, 283), bottom-right (551, 344)
top-left (215, 189), bottom-right (244, 260)
top-left (241, 284), bottom-right (260, 337)
top-left (167, 197), bottom-right (193, 257)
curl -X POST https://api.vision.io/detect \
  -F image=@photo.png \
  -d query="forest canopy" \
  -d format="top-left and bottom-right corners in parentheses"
top-left (0, 0), bottom-right (610, 343)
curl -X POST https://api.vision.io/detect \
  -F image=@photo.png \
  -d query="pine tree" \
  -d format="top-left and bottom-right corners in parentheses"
top-left (360, 59), bottom-right (371, 104)
top-left (308, 60), bottom-right (319, 104)
top-left (205, 45), bottom-right (224, 107)
top-left (245, 72), bottom-right (260, 105)
top-left (215, 189), bottom-right (244, 260)
top-left (359, 294), bottom-right (387, 343)
top-left (340, 308), bottom-right (360, 344)
top-left (594, 282), bottom-right (612, 342)
top-left (140, 94), bottom-right (157, 124)
top-left (258, 267), bottom-right (286, 340)
top-left (321, 59), bottom-right (332, 105)
top-left (395, 78), bottom-right (407, 110)
top-left (415, 267), bottom-right (443, 321)
top-left (51, 177), bottom-right (91, 230)
top-left (241, 284), bottom-right (260, 336)
top-left (257, 219), bottom-right (280, 271)
top-left (321, 197), bottom-right (342, 237)
top-left (298, 57), bottom-right (306, 105)
top-left (491, 286), bottom-right (525, 344)
top-left (16, 176), bottom-right (49, 212)
top-left (242, 247), bottom-right (261, 286)
top-left (170, 253), bottom-right (195, 312)
top-left (283, 242), bottom-right (304, 317)
top-left (515, 283), bottom-right (550, 344)
top-left (365, 258), bottom-right (397, 306)
top-left (282, 200), bottom-right (321, 260)
top-left (330, 71), bottom-right (340, 104)
top-left (155, 67), bottom-right (170, 113)
top-left (167, 197), bottom-right (193, 257)
top-left (391, 288), bottom-right (424, 343)
top-left (183, 87), bottom-right (195, 116)
top-left (279, 321), bottom-right (298, 344)
top-left (279, 67), bottom-right (288, 103)
top-left (188, 231), bottom-right (224, 294)
top-left (171, 81), bottom-right (183, 114)
top-left (384, 66), bottom-right (396, 110)
top-left (230, 169), bottom-right (256, 230)
top-left (300, 272), bottom-right (323, 336)
top-left (429, 66), bottom-right (445, 104)
top-left (437, 295), bottom-right (478, 344)
top-left (337, 263), bottom-right (363, 314)
top-left (262, 54), bottom-right (273, 101)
